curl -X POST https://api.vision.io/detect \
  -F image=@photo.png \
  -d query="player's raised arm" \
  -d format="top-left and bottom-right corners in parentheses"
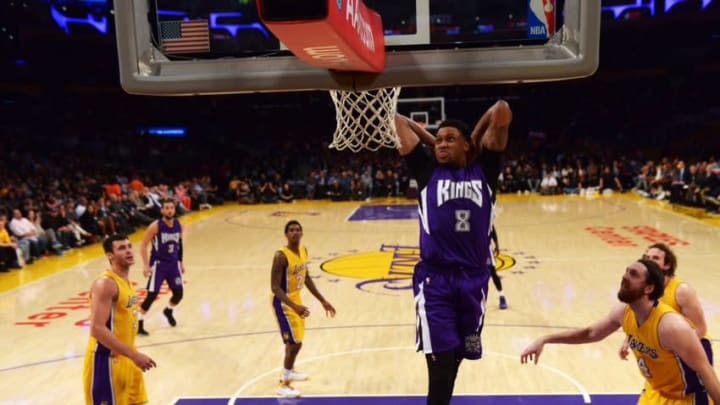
top-left (470, 100), bottom-right (511, 153)
top-left (394, 114), bottom-right (421, 156)
top-left (407, 116), bottom-right (436, 148)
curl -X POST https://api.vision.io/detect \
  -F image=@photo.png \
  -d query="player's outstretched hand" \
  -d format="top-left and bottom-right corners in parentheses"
top-left (520, 339), bottom-right (545, 365)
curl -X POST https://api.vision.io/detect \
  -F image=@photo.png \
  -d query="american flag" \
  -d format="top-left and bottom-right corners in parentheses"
top-left (160, 20), bottom-right (209, 54)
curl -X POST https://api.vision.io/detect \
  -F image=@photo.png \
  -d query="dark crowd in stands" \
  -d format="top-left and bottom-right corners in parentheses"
top-left (1, 5), bottom-right (720, 272)
top-left (2, 72), bottom-right (719, 272)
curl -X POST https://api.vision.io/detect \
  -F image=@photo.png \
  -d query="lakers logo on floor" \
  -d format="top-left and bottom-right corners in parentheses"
top-left (321, 244), bottom-right (516, 295)
top-left (495, 253), bottom-right (516, 272)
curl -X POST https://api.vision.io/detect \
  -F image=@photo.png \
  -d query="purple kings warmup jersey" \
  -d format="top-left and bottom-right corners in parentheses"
top-left (405, 145), bottom-right (501, 271)
top-left (151, 218), bottom-right (181, 264)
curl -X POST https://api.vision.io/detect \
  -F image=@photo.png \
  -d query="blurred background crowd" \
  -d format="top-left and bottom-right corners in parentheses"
top-left (0, 1), bottom-right (719, 271)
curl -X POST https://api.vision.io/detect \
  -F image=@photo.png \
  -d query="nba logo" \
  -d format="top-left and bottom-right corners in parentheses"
top-left (528, 0), bottom-right (555, 39)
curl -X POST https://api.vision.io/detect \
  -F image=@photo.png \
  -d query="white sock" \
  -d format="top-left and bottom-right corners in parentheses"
top-left (498, 292), bottom-right (505, 298)
top-left (282, 368), bottom-right (291, 382)
top-left (138, 313), bottom-right (144, 320)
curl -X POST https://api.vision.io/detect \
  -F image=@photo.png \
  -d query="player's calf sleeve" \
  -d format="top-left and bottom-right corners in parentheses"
top-left (448, 355), bottom-right (463, 396)
top-left (140, 291), bottom-right (159, 312)
top-left (425, 350), bottom-right (457, 405)
top-left (169, 288), bottom-right (183, 305)
top-left (491, 268), bottom-right (503, 291)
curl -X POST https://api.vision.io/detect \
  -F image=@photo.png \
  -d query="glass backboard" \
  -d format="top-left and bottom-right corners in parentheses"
top-left (115, 0), bottom-right (600, 95)
top-left (397, 97), bottom-right (446, 130)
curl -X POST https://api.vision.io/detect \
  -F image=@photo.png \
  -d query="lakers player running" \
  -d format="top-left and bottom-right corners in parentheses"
top-left (521, 259), bottom-right (720, 405)
top-left (395, 100), bottom-right (510, 405)
top-left (83, 234), bottom-right (156, 405)
top-left (271, 220), bottom-right (336, 398)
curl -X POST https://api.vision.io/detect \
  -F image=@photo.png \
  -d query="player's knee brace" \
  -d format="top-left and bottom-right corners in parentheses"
top-left (141, 291), bottom-right (159, 312)
top-left (170, 288), bottom-right (183, 305)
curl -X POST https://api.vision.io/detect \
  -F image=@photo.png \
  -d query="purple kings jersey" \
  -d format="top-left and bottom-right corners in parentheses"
top-left (418, 162), bottom-right (493, 269)
top-left (405, 145), bottom-right (501, 271)
top-left (150, 218), bottom-right (181, 264)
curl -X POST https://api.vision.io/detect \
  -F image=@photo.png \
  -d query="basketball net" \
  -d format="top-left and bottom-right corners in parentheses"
top-left (329, 86), bottom-right (402, 152)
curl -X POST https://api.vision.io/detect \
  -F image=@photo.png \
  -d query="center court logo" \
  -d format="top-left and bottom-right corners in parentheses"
top-left (320, 244), bottom-right (516, 295)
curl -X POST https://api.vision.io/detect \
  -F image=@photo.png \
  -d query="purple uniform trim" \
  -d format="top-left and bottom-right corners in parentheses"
top-left (414, 262), bottom-right (489, 359)
top-left (272, 296), bottom-right (298, 344)
top-left (90, 353), bottom-right (114, 405)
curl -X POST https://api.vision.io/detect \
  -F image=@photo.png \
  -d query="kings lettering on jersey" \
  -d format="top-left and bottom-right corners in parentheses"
top-left (153, 219), bottom-right (182, 263)
top-left (416, 163), bottom-right (493, 270)
top-left (437, 180), bottom-right (484, 208)
top-left (160, 232), bottom-right (180, 244)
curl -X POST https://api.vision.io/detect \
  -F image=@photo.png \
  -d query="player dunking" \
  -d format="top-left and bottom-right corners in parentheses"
top-left (137, 198), bottom-right (185, 336)
top-left (395, 100), bottom-right (511, 405)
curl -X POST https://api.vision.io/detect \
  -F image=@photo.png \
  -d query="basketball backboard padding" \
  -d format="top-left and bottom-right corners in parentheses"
top-left (257, 0), bottom-right (385, 72)
top-left (115, 0), bottom-right (601, 95)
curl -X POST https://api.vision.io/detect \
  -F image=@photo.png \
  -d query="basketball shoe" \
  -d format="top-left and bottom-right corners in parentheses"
top-left (276, 384), bottom-right (300, 398)
top-left (499, 296), bottom-right (508, 310)
top-left (286, 370), bottom-right (308, 382)
top-left (163, 307), bottom-right (177, 327)
top-left (137, 320), bottom-right (149, 336)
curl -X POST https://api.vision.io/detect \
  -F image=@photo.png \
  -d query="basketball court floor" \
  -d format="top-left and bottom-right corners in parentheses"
top-left (1, 194), bottom-right (718, 405)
